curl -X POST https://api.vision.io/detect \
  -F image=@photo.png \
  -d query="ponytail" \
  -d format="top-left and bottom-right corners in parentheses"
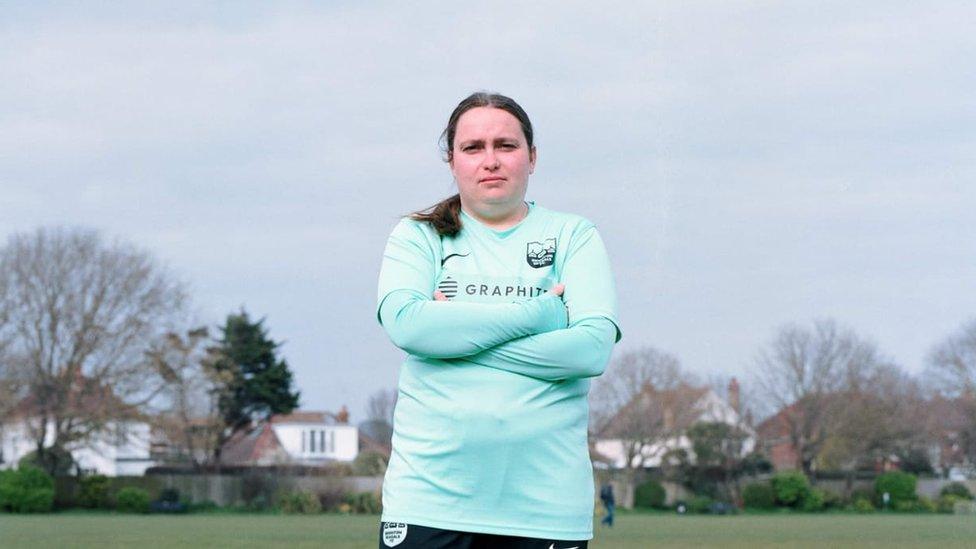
top-left (410, 194), bottom-right (463, 237)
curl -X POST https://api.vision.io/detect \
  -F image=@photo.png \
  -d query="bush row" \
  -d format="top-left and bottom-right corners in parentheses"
top-left (742, 472), bottom-right (974, 513)
top-left (0, 466), bottom-right (383, 515)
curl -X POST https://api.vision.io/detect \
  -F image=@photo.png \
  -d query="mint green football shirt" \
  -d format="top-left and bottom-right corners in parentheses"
top-left (376, 201), bottom-right (621, 540)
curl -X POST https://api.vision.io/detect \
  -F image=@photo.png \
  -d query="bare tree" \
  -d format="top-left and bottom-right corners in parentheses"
top-left (366, 388), bottom-right (397, 425)
top-left (927, 318), bottom-right (976, 397)
top-left (926, 318), bottom-right (976, 467)
top-left (359, 387), bottom-right (397, 450)
top-left (590, 347), bottom-right (702, 499)
top-left (145, 327), bottom-right (222, 468)
top-left (819, 363), bottom-right (928, 491)
top-left (0, 271), bottom-right (18, 419)
top-left (0, 227), bottom-right (187, 472)
top-left (752, 319), bottom-right (887, 476)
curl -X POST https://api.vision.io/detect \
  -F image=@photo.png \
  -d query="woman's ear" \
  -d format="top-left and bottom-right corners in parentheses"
top-left (529, 146), bottom-right (537, 174)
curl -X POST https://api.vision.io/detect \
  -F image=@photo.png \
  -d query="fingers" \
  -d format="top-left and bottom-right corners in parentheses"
top-left (433, 290), bottom-right (448, 301)
top-left (551, 283), bottom-right (565, 297)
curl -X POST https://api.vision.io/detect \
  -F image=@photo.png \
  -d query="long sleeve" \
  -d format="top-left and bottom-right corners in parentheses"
top-left (378, 288), bottom-right (567, 359)
top-left (452, 316), bottom-right (617, 381)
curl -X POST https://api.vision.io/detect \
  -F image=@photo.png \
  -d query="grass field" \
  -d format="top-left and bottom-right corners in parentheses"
top-left (2, 513), bottom-right (976, 548)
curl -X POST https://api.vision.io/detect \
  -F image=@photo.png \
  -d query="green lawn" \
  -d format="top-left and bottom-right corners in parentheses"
top-left (1, 513), bottom-right (975, 548)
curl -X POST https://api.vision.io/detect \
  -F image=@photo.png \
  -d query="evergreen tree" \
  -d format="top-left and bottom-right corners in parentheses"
top-left (209, 310), bottom-right (300, 433)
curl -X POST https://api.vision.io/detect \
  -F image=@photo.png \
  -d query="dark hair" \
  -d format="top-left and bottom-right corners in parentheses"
top-left (410, 92), bottom-right (534, 237)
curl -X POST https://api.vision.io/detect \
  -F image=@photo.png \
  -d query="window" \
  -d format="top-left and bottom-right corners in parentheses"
top-left (319, 431), bottom-right (325, 454)
top-left (329, 431), bottom-right (336, 454)
top-left (301, 430), bottom-right (306, 453)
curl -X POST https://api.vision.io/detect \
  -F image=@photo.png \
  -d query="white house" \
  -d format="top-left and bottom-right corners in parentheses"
top-left (0, 419), bottom-right (155, 476)
top-left (219, 409), bottom-right (358, 466)
top-left (594, 378), bottom-right (755, 469)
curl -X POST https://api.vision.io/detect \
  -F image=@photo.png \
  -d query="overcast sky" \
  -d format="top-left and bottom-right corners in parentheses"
top-left (2, 2), bottom-right (974, 422)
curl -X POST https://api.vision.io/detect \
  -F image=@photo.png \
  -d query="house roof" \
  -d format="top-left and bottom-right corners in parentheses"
top-left (220, 422), bottom-right (284, 465)
top-left (598, 383), bottom-right (711, 438)
top-left (270, 406), bottom-right (350, 426)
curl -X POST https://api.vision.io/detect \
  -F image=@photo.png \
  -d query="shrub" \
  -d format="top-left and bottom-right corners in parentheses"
top-left (0, 465), bottom-right (55, 513)
top-left (820, 488), bottom-right (843, 510)
top-left (915, 496), bottom-right (936, 513)
top-left (801, 488), bottom-right (826, 512)
top-left (343, 491), bottom-right (382, 514)
top-left (316, 484), bottom-right (348, 511)
top-left (875, 471), bottom-right (917, 506)
top-left (78, 475), bottom-right (111, 509)
top-left (278, 491), bottom-right (322, 514)
top-left (742, 483), bottom-right (776, 510)
top-left (352, 451), bottom-right (389, 476)
top-left (849, 488), bottom-right (876, 507)
top-left (688, 495), bottom-right (713, 514)
top-left (634, 480), bottom-right (666, 509)
top-left (116, 487), bottom-right (150, 513)
top-left (853, 498), bottom-right (875, 513)
top-left (771, 471), bottom-right (810, 508)
top-left (938, 494), bottom-right (964, 513)
top-left (940, 482), bottom-right (974, 500)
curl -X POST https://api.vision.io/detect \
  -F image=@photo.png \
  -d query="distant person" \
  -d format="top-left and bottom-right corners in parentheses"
top-left (600, 482), bottom-right (615, 527)
top-left (375, 92), bottom-right (621, 549)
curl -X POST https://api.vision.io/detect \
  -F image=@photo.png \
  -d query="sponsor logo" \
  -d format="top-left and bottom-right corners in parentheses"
top-left (382, 522), bottom-right (408, 547)
top-left (437, 277), bottom-right (458, 299)
top-left (526, 238), bottom-right (556, 268)
top-left (464, 283), bottom-right (548, 298)
top-left (548, 544), bottom-right (579, 549)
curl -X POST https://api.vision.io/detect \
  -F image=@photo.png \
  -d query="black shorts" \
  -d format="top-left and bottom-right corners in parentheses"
top-left (378, 522), bottom-right (589, 549)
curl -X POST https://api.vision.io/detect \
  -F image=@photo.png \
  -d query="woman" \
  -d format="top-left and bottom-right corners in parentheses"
top-left (376, 92), bottom-right (621, 549)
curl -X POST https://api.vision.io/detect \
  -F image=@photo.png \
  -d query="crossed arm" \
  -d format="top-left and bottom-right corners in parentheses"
top-left (378, 286), bottom-right (616, 381)
top-left (376, 219), bottom-right (619, 381)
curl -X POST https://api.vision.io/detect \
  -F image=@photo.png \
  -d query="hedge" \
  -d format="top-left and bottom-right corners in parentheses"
top-left (634, 480), bottom-right (666, 509)
top-left (875, 471), bottom-right (917, 506)
top-left (742, 483), bottom-right (776, 510)
top-left (770, 471), bottom-right (810, 508)
top-left (78, 475), bottom-right (111, 509)
top-left (116, 487), bottom-right (150, 513)
top-left (0, 466), bottom-right (55, 513)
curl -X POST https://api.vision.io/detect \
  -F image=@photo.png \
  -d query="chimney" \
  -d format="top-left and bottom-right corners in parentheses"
top-left (728, 377), bottom-right (741, 415)
top-left (337, 405), bottom-right (349, 424)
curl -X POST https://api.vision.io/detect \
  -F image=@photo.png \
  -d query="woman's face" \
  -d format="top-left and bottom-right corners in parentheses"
top-left (450, 107), bottom-right (536, 217)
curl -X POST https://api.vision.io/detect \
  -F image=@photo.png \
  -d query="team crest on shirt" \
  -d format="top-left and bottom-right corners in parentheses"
top-left (382, 522), bottom-right (408, 547)
top-left (526, 238), bottom-right (556, 268)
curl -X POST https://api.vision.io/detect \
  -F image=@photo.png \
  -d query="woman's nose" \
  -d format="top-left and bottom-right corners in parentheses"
top-left (483, 149), bottom-right (500, 169)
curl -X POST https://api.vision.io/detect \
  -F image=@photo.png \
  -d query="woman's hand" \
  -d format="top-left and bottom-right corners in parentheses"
top-left (433, 283), bottom-right (564, 301)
